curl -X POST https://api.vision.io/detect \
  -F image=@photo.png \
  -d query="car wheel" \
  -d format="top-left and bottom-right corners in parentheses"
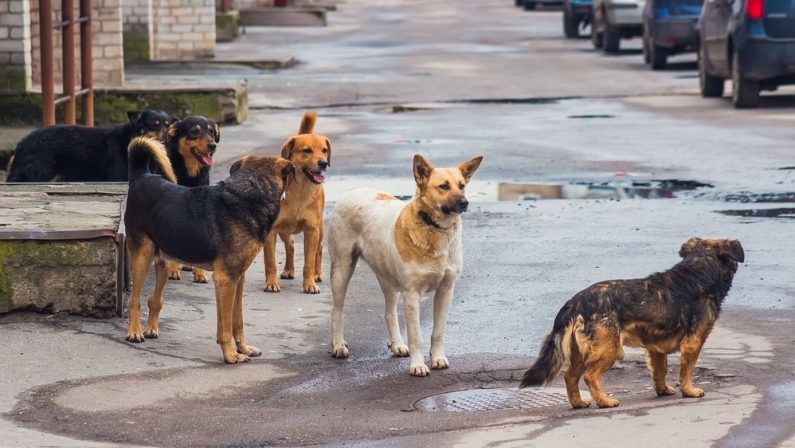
top-left (523, 1), bottom-right (537, 10)
top-left (732, 52), bottom-right (760, 108)
top-left (698, 45), bottom-right (724, 98)
top-left (591, 29), bottom-right (603, 48)
top-left (603, 19), bottom-right (620, 53)
top-left (564, 8), bottom-right (579, 38)
top-left (650, 45), bottom-right (667, 70)
top-left (515, 0), bottom-right (524, 6)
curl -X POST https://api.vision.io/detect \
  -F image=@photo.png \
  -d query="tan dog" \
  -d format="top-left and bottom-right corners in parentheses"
top-left (328, 154), bottom-right (483, 376)
top-left (263, 111), bottom-right (330, 294)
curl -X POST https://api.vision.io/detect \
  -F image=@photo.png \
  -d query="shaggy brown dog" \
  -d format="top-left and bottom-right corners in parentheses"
top-left (520, 238), bottom-right (744, 408)
top-left (263, 111), bottom-right (330, 294)
top-left (124, 137), bottom-right (292, 363)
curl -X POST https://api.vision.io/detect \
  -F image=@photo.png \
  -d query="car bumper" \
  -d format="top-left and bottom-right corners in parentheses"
top-left (607, 3), bottom-right (643, 26)
top-left (651, 18), bottom-right (698, 49)
top-left (739, 38), bottom-right (795, 81)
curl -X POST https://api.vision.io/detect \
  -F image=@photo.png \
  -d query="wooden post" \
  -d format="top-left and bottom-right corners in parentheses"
top-left (39, 0), bottom-right (56, 126)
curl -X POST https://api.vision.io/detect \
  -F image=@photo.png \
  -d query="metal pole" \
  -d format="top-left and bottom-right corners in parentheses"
top-left (39, 0), bottom-right (56, 126)
top-left (80, 0), bottom-right (93, 126)
top-left (62, 0), bottom-right (76, 124)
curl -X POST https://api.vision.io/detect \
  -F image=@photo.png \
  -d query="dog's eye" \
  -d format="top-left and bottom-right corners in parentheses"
top-left (303, 148), bottom-right (312, 154)
top-left (438, 183), bottom-right (450, 191)
top-left (459, 183), bottom-right (465, 190)
top-left (322, 148), bottom-right (328, 153)
top-left (155, 120), bottom-right (160, 125)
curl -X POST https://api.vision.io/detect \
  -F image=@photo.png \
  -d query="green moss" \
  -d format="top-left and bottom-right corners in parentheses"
top-left (216, 11), bottom-right (240, 42)
top-left (0, 244), bottom-right (12, 312)
top-left (0, 67), bottom-right (28, 93)
top-left (0, 94), bottom-right (42, 126)
top-left (123, 32), bottom-right (151, 62)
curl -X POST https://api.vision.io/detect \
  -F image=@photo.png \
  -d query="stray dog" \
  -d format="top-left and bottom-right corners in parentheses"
top-left (163, 116), bottom-right (221, 284)
top-left (328, 154), bottom-right (483, 376)
top-left (7, 109), bottom-right (175, 182)
top-left (520, 238), bottom-right (744, 408)
top-left (263, 111), bottom-right (330, 294)
top-left (124, 137), bottom-right (292, 363)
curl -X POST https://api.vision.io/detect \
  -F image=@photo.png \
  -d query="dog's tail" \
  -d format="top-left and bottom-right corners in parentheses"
top-left (127, 136), bottom-right (176, 183)
top-left (520, 308), bottom-right (583, 388)
top-left (298, 111), bottom-right (317, 135)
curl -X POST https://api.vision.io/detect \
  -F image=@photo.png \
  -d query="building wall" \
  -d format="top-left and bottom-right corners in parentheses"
top-left (151, 0), bottom-right (215, 60)
top-left (0, 0), bottom-right (33, 92)
top-left (122, 0), bottom-right (151, 60)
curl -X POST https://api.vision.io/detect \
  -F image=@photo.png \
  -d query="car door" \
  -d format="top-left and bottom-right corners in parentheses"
top-left (701, 0), bottom-right (733, 75)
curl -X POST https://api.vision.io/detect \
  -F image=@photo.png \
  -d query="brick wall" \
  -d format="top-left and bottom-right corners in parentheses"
top-left (0, 0), bottom-right (33, 92)
top-left (28, 0), bottom-right (124, 89)
top-left (122, 0), bottom-right (151, 60)
top-left (151, 0), bottom-right (215, 60)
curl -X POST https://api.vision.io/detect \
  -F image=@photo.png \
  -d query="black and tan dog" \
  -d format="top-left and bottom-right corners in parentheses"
top-left (163, 116), bottom-right (221, 283)
top-left (263, 111), bottom-right (330, 294)
top-left (520, 238), bottom-right (744, 408)
top-left (124, 137), bottom-right (293, 363)
top-left (7, 109), bottom-right (175, 182)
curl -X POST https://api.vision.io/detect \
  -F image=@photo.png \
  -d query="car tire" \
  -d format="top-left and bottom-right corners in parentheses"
top-left (591, 24), bottom-right (603, 49)
top-left (731, 53), bottom-right (760, 108)
top-left (524, 1), bottom-right (537, 10)
top-left (564, 8), bottom-right (579, 38)
top-left (515, 0), bottom-right (524, 6)
top-left (650, 45), bottom-right (667, 70)
top-left (603, 19), bottom-right (620, 53)
top-left (699, 45), bottom-right (724, 98)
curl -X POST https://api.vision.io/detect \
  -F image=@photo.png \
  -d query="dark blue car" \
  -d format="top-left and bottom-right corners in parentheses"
top-left (698, 0), bottom-right (795, 107)
top-left (642, 0), bottom-right (703, 69)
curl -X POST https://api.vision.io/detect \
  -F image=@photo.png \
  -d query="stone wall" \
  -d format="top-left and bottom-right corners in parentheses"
top-left (0, 0), bottom-right (33, 92)
top-left (151, 0), bottom-right (215, 60)
top-left (122, 0), bottom-right (151, 60)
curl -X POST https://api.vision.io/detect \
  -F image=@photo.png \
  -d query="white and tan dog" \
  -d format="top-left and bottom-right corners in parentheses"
top-left (327, 154), bottom-right (483, 376)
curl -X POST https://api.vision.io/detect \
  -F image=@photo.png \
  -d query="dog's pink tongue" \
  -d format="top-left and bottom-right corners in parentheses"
top-left (311, 172), bottom-right (325, 184)
top-left (200, 153), bottom-right (214, 166)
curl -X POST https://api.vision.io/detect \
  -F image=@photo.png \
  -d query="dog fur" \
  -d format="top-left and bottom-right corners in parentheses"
top-left (124, 137), bottom-right (292, 363)
top-left (327, 154), bottom-right (483, 376)
top-left (163, 116), bottom-right (221, 284)
top-left (263, 111), bottom-right (330, 294)
top-left (520, 238), bottom-right (744, 408)
top-left (7, 110), bottom-right (175, 182)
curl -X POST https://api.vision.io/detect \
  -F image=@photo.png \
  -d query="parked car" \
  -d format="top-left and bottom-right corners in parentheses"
top-left (698, 0), bottom-right (795, 108)
top-left (591, 0), bottom-right (647, 52)
top-left (564, 0), bottom-right (593, 38)
top-left (642, 0), bottom-right (702, 69)
top-left (519, 0), bottom-right (565, 10)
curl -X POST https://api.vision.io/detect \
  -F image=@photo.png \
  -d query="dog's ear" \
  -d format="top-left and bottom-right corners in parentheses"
top-left (413, 154), bottom-right (434, 187)
top-left (679, 237), bottom-right (703, 258)
top-left (719, 239), bottom-right (745, 263)
top-left (127, 110), bottom-right (144, 124)
top-left (167, 122), bottom-right (178, 141)
top-left (214, 124), bottom-right (221, 143)
top-left (280, 137), bottom-right (296, 160)
top-left (230, 155), bottom-right (253, 175)
top-left (458, 156), bottom-right (483, 183)
top-left (325, 137), bottom-right (331, 166)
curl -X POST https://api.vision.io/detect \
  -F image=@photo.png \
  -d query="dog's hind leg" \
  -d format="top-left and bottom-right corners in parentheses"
top-left (403, 291), bottom-right (429, 376)
top-left (167, 260), bottom-right (182, 280)
top-left (126, 238), bottom-right (155, 343)
top-left (564, 347), bottom-right (591, 408)
top-left (143, 257), bottom-right (169, 339)
top-left (263, 231), bottom-right (281, 292)
top-left (314, 224), bottom-right (323, 283)
top-left (233, 273), bottom-right (261, 357)
top-left (582, 325), bottom-right (621, 408)
top-left (679, 323), bottom-right (714, 398)
top-left (430, 275), bottom-right (455, 370)
top-left (646, 350), bottom-right (676, 396)
top-left (380, 278), bottom-right (408, 357)
top-left (279, 232), bottom-right (295, 280)
top-left (330, 246), bottom-right (358, 358)
top-left (214, 270), bottom-right (249, 364)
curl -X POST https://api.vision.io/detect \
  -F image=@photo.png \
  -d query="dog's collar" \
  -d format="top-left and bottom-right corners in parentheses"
top-left (418, 210), bottom-right (443, 230)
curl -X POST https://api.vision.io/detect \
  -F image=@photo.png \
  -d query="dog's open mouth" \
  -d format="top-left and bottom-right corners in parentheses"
top-left (192, 149), bottom-right (214, 167)
top-left (303, 167), bottom-right (326, 184)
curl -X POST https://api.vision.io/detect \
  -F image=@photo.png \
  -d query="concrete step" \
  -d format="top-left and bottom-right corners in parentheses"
top-left (239, 7), bottom-right (327, 27)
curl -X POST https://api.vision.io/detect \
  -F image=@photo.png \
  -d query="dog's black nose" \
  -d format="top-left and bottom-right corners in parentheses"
top-left (318, 159), bottom-right (329, 170)
top-left (456, 197), bottom-right (469, 211)
top-left (208, 142), bottom-right (217, 152)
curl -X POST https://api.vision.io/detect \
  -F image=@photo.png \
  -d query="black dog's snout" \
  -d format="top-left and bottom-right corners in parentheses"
top-left (318, 159), bottom-right (329, 170)
top-left (208, 141), bottom-right (217, 152)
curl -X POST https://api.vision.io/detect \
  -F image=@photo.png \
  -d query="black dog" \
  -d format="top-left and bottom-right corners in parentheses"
top-left (520, 238), bottom-right (743, 409)
top-left (124, 137), bottom-right (293, 363)
top-left (7, 110), bottom-right (176, 182)
top-left (162, 116), bottom-right (221, 282)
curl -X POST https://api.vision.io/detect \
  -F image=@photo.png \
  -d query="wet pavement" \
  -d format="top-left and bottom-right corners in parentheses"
top-left (3, 0), bottom-right (795, 446)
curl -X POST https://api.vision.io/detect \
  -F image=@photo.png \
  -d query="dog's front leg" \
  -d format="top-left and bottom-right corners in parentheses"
top-left (233, 273), bottom-right (261, 357)
top-left (679, 324), bottom-right (714, 398)
top-left (263, 231), bottom-right (281, 292)
top-left (403, 291), bottom-right (429, 376)
top-left (430, 277), bottom-right (455, 370)
top-left (302, 228), bottom-right (321, 294)
top-left (214, 272), bottom-right (250, 364)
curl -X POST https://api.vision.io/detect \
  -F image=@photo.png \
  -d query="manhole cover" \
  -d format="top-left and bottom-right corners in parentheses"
top-left (414, 387), bottom-right (577, 412)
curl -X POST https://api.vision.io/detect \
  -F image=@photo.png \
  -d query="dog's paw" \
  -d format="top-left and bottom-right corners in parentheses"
top-left (682, 387), bottom-right (705, 398)
top-left (331, 341), bottom-right (349, 358)
top-left (409, 363), bottom-right (430, 377)
top-left (238, 344), bottom-right (262, 357)
top-left (388, 342), bottom-right (410, 357)
top-left (168, 269), bottom-right (181, 280)
top-left (280, 269), bottom-right (295, 280)
top-left (264, 282), bottom-right (281, 293)
top-left (656, 385), bottom-right (677, 396)
top-left (431, 356), bottom-right (450, 370)
top-left (303, 282), bottom-right (320, 294)
top-left (180, 265), bottom-right (193, 272)
top-left (595, 397), bottom-right (620, 408)
top-left (570, 399), bottom-right (591, 409)
top-left (193, 270), bottom-right (208, 283)
top-left (143, 325), bottom-right (159, 339)
top-left (223, 352), bottom-right (251, 364)
top-left (314, 274), bottom-right (323, 283)
top-left (126, 327), bottom-right (145, 343)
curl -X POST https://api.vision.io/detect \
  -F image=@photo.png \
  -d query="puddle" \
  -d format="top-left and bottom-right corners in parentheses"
top-left (717, 208), bottom-right (795, 219)
top-left (723, 192), bottom-right (795, 203)
top-left (498, 179), bottom-right (711, 201)
top-left (567, 114), bottom-right (616, 119)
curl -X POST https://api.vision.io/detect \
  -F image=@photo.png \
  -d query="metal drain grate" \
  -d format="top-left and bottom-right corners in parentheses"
top-left (414, 387), bottom-right (575, 412)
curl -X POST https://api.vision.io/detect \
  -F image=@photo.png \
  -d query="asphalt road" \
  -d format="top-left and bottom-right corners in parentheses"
top-left (2, 0), bottom-right (795, 446)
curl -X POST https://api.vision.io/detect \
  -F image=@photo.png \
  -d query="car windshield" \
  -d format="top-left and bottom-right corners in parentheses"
top-left (655, 0), bottom-right (703, 15)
